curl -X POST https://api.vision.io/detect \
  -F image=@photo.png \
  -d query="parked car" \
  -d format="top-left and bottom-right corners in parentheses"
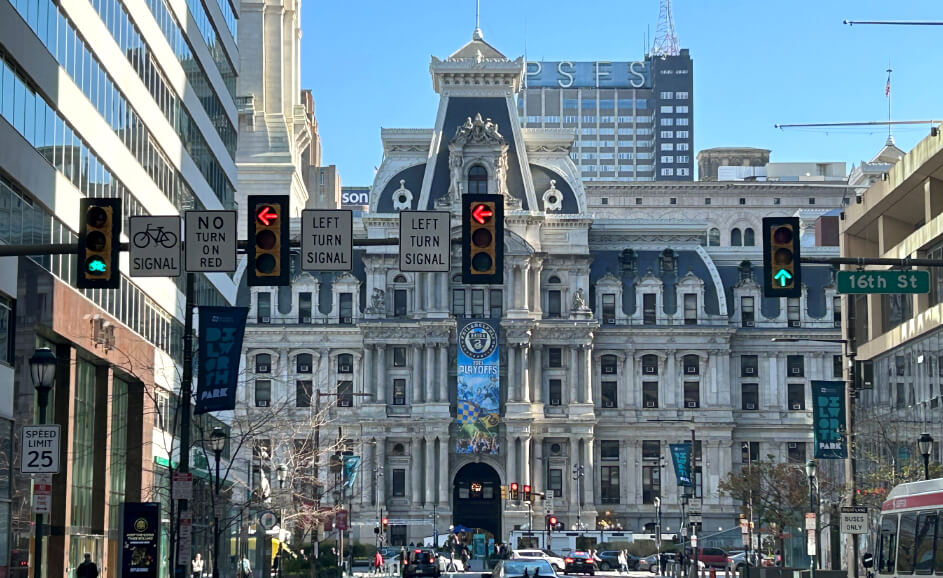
top-left (563, 552), bottom-right (596, 575)
top-left (512, 549), bottom-right (566, 571)
top-left (727, 551), bottom-right (759, 572)
top-left (641, 552), bottom-right (675, 573)
top-left (685, 547), bottom-right (728, 569)
top-left (402, 548), bottom-right (441, 578)
top-left (596, 551), bottom-right (639, 571)
top-left (493, 559), bottom-right (559, 578)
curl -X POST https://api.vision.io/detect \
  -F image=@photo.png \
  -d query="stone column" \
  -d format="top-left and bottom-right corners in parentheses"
top-left (570, 437), bottom-right (580, 507)
top-left (665, 352), bottom-right (676, 408)
top-left (533, 346), bottom-right (543, 403)
top-left (364, 345), bottom-right (375, 400)
top-left (533, 437), bottom-right (544, 493)
top-left (507, 435), bottom-right (518, 485)
top-left (506, 265), bottom-right (515, 311)
top-left (376, 439), bottom-right (387, 506)
top-left (521, 436), bottom-right (532, 485)
top-left (514, 266), bottom-right (524, 310)
top-left (413, 345), bottom-right (423, 403)
top-left (438, 436), bottom-right (449, 506)
top-left (425, 436), bottom-right (435, 505)
top-left (582, 344), bottom-right (594, 404)
top-left (521, 344), bottom-right (531, 403)
top-left (438, 344), bottom-right (448, 402)
top-left (426, 273), bottom-right (436, 311)
top-left (440, 272), bottom-right (449, 313)
top-left (569, 348), bottom-right (579, 404)
top-left (508, 344), bottom-right (518, 402)
top-left (376, 346), bottom-right (387, 404)
top-left (521, 264), bottom-right (530, 311)
top-left (531, 265), bottom-right (542, 315)
top-left (353, 353), bottom-right (364, 406)
top-left (584, 437), bottom-right (595, 505)
top-left (362, 442), bottom-right (373, 506)
top-left (623, 351), bottom-right (635, 408)
top-left (411, 442), bottom-right (421, 505)
top-left (425, 345), bottom-right (435, 403)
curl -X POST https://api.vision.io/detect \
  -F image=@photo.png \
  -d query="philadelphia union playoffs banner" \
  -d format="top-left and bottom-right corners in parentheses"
top-left (812, 380), bottom-right (847, 459)
top-left (456, 319), bottom-right (500, 454)
top-left (195, 306), bottom-right (249, 414)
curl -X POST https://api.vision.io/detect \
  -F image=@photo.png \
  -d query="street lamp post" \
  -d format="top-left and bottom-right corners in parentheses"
top-left (210, 427), bottom-right (227, 578)
top-left (743, 443), bottom-right (755, 569)
top-left (572, 464), bottom-right (584, 533)
top-left (276, 464), bottom-right (288, 578)
top-left (918, 433), bottom-right (934, 481)
top-left (807, 460), bottom-right (818, 578)
top-left (29, 347), bottom-right (56, 578)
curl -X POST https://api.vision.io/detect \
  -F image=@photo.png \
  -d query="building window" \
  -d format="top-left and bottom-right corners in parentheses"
top-left (296, 353), bottom-right (312, 373)
top-left (834, 296), bottom-right (842, 327)
top-left (683, 354), bottom-right (699, 376)
top-left (883, 292), bottom-right (913, 332)
top-left (600, 441), bottom-right (619, 460)
top-left (549, 379), bottom-right (562, 405)
top-left (642, 354), bottom-right (659, 375)
top-left (298, 292), bottom-right (312, 322)
top-left (390, 525), bottom-right (407, 546)
top-left (393, 347), bottom-right (407, 367)
top-left (788, 384), bottom-right (805, 410)
top-left (744, 228), bottom-right (755, 246)
top-left (338, 380), bottom-right (353, 407)
top-left (339, 293), bottom-right (353, 324)
top-left (741, 355), bottom-right (758, 376)
top-left (337, 354), bottom-right (353, 374)
top-left (548, 290), bottom-right (562, 318)
top-left (393, 289), bottom-right (407, 317)
top-left (255, 380), bottom-right (271, 407)
top-left (642, 465), bottom-right (660, 504)
top-left (643, 381), bottom-right (659, 408)
top-left (490, 289), bottom-right (503, 319)
top-left (684, 382), bottom-right (700, 408)
top-left (393, 379), bottom-right (406, 405)
top-left (257, 292), bottom-right (271, 323)
top-left (741, 297), bottom-right (755, 326)
top-left (683, 294), bottom-right (697, 324)
top-left (834, 355), bottom-right (843, 378)
top-left (787, 355), bottom-right (805, 377)
top-left (392, 469), bottom-right (406, 496)
top-left (742, 383), bottom-right (759, 410)
top-left (601, 381), bottom-right (618, 408)
top-left (731, 228), bottom-right (742, 246)
top-left (787, 443), bottom-right (807, 463)
top-left (296, 381), bottom-right (312, 408)
top-left (471, 289), bottom-right (485, 318)
top-left (601, 466), bottom-right (620, 504)
top-left (468, 165), bottom-right (488, 193)
top-left (643, 294), bottom-right (656, 325)
top-left (0, 296), bottom-right (9, 364)
top-left (452, 289), bottom-right (465, 316)
top-left (642, 440), bottom-right (661, 460)
top-left (787, 298), bottom-right (801, 327)
top-left (601, 355), bottom-right (618, 375)
top-left (548, 469), bottom-right (563, 494)
top-left (708, 228), bottom-right (720, 246)
top-left (602, 293), bottom-right (616, 324)
top-left (256, 354), bottom-right (272, 373)
top-left (742, 442), bottom-right (760, 463)
top-left (549, 348), bottom-right (563, 368)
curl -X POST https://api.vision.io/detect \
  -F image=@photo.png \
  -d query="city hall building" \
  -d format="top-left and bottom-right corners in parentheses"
top-left (239, 30), bottom-right (847, 546)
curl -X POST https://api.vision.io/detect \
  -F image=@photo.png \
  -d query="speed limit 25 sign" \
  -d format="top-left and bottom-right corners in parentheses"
top-left (21, 425), bottom-right (60, 474)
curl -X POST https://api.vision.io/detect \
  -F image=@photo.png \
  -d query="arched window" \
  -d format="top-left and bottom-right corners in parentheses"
top-left (601, 355), bottom-right (619, 375)
top-left (468, 165), bottom-right (488, 193)
top-left (255, 353), bottom-right (271, 373)
top-left (391, 443), bottom-right (406, 456)
top-left (337, 354), bottom-right (353, 374)
top-left (393, 274), bottom-right (407, 283)
top-left (708, 228), bottom-right (721, 246)
top-left (296, 353), bottom-right (313, 373)
top-left (731, 228), bottom-right (742, 246)
top-left (744, 227), bottom-right (755, 246)
top-left (547, 276), bottom-right (561, 284)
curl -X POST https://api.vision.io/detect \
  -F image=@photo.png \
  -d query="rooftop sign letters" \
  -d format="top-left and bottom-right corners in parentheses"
top-left (524, 61), bottom-right (652, 89)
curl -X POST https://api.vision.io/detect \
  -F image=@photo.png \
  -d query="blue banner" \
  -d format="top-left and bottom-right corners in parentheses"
top-left (343, 455), bottom-right (361, 489)
top-left (456, 319), bottom-right (500, 454)
top-left (669, 443), bottom-right (692, 487)
top-left (195, 306), bottom-right (249, 414)
top-left (812, 380), bottom-right (847, 459)
top-left (121, 502), bottom-right (160, 577)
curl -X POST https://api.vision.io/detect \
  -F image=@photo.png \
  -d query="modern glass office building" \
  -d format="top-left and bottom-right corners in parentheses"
top-left (518, 50), bottom-right (693, 181)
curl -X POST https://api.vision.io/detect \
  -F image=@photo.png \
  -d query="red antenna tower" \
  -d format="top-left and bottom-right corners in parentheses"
top-left (651, 0), bottom-right (680, 56)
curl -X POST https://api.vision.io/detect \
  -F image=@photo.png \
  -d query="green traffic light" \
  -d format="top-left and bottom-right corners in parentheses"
top-left (774, 269), bottom-right (792, 286)
top-left (87, 258), bottom-right (108, 273)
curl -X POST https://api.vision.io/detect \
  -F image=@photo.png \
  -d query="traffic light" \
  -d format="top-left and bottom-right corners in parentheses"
top-left (374, 525), bottom-right (380, 535)
top-left (247, 195), bottom-right (289, 286)
top-left (500, 485), bottom-right (507, 500)
top-left (762, 216), bottom-right (801, 298)
top-left (510, 482), bottom-right (520, 500)
top-left (382, 517), bottom-right (389, 528)
top-left (462, 194), bottom-right (504, 285)
top-left (78, 198), bottom-right (122, 289)
top-left (523, 484), bottom-right (532, 502)
top-left (547, 515), bottom-right (558, 533)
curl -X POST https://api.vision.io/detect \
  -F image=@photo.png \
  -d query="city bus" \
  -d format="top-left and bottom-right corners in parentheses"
top-left (873, 478), bottom-right (943, 578)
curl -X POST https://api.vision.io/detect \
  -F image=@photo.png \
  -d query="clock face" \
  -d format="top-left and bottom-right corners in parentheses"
top-left (459, 322), bottom-right (497, 360)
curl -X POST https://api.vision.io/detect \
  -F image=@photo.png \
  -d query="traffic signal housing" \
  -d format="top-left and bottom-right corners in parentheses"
top-left (247, 195), bottom-right (289, 286)
top-left (523, 484), bottom-right (532, 502)
top-left (78, 197), bottom-right (121, 289)
top-left (500, 485), bottom-right (507, 500)
top-left (510, 482), bottom-right (520, 500)
top-left (762, 216), bottom-right (801, 298)
top-left (462, 194), bottom-right (504, 285)
top-left (547, 515), bottom-right (558, 533)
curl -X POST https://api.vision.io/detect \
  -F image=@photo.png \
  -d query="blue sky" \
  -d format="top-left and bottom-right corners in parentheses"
top-left (300, 1), bottom-right (942, 186)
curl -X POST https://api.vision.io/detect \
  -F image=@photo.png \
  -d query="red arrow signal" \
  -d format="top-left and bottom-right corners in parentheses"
top-left (257, 205), bottom-right (278, 226)
top-left (472, 204), bottom-right (493, 224)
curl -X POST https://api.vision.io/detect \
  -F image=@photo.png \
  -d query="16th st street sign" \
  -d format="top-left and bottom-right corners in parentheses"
top-left (837, 270), bottom-right (930, 294)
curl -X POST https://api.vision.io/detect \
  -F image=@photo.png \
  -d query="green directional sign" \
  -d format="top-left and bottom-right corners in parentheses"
top-left (837, 270), bottom-right (930, 294)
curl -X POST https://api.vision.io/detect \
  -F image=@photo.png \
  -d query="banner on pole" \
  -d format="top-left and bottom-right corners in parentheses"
top-left (121, 502), bottom-right (160, 577)
top-left (812, 380), bottom-right (847, 458)
top-left (343, 455), bottom-right (361, 489)
top-left (195, 306), bottom-right (249, 414)
top-left (456, 319), bottom-right (500, 454)
top-left (669, 443), bottom-right (693, 487)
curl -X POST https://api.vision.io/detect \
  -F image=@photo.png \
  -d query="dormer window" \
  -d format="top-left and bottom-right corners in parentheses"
top-left (738, 260), bottom-right (752, 282)
top-left (468, 165), bottom-right (488, 193)
top-left (660, 249), bottom-right (675, 273)
top-left (620, 249), bottom-right (637, 274)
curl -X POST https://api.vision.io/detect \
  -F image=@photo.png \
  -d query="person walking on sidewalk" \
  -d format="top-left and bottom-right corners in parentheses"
top-left (77, 553), bottom-right (99, 578)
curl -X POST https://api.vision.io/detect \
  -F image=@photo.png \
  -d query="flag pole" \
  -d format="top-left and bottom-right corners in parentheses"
top-left (886, 63), bottom-right (893, 140)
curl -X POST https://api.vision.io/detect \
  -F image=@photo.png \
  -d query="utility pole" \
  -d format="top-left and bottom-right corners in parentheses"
top-left (174, 272), bottom-right (195, 578)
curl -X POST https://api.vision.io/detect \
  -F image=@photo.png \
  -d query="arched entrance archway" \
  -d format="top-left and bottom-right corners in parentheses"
top-left (452, 462), bottom-right (502, 539)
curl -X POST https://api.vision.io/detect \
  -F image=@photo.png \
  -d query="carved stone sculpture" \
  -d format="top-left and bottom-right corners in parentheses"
top-left (392, 180), bottom-right (413, 211)
top-left (542, 180), bottom-right (562, 211)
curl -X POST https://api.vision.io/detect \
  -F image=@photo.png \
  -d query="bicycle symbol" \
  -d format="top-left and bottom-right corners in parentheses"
top-left (133, 223), bottom-right (178, 249)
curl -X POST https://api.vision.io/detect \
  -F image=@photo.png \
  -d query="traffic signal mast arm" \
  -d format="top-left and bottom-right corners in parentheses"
top-left (0, 237), bottom-right (402, 257)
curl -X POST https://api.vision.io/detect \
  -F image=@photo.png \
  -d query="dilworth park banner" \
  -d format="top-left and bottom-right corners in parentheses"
top-left (195, 306), bottom-right (249, 414)
top-left (456, 319), bottom-right (500, 454)
top-left (812, 380), bottom-right (848, 459)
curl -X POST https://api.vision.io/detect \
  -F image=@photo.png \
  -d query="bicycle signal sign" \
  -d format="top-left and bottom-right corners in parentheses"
top-left (130, 216), bottom-right (182, 277)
